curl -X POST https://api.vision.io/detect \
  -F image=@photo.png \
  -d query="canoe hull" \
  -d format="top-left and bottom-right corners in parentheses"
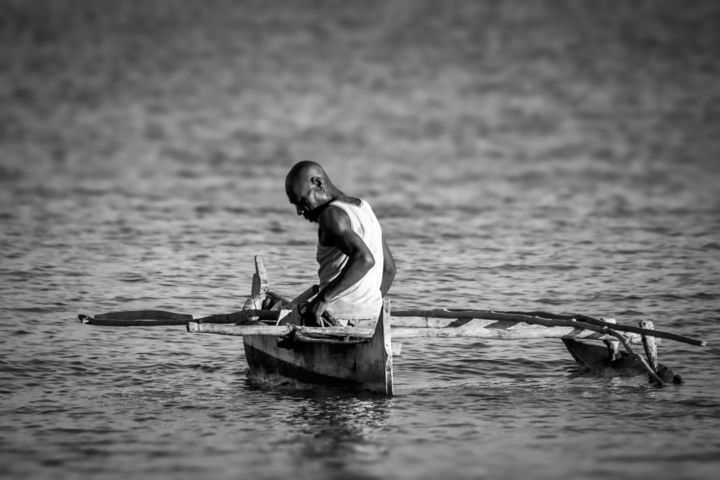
top-left (562, 338), bottom-right (646, 377)
top-left (242, 304), bottom-right (393, 395)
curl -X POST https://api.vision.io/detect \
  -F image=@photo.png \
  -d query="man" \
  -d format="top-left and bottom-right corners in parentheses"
top-left (284, 160), bottom-right (396, 326)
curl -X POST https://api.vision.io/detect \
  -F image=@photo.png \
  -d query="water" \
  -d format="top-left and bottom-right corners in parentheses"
top-left (2, 1), bottom-right (720, 479)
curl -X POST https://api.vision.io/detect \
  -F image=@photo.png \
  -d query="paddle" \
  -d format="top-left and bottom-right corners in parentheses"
top-left (78, 310), bottom-right (192, 326)
top-left (79, 285), bottom-right (320, 327)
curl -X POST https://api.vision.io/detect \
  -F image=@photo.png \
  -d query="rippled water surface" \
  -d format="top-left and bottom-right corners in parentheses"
top-left (2, 2), bottom-right (720, 479)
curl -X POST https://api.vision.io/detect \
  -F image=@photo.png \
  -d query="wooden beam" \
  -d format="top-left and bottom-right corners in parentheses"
top-left (253, 255), bottom-right (269, 297)
top-left (187, 322), bottom-right (375, 338)
top-left (187, 321), bottom-right (632, 342)
top-left (603, 323), bottom-right (665, 386)
top-left (389, 316), bottom-right (643, 343)
top-left (93, 310), bottom-right (192, 321)
top-left (392, 309), bottom-right (705, 347)
top-left (603, 317), bottom-right (621, 361)
top-left (391, 325), bottom-right (632, 341)
top-left (79, 314), bottom-right (188, 327)
top-left (193, 310), bottom-right (279, 324)
top-left (640, 320), bottom-right (659, 372)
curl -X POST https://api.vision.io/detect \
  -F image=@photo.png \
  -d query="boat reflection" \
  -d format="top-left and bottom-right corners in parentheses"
top-left (268, 387), bottom-right (392, 469)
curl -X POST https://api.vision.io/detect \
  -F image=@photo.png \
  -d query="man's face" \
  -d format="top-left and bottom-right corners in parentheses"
top-left (287, 180), bottom-right (323, 222)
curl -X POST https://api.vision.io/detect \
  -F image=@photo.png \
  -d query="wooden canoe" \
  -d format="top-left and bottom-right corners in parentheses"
top-left (186, 255), bottom-right (394, 395)
top-left (240, 302), bottom-right (393, 395)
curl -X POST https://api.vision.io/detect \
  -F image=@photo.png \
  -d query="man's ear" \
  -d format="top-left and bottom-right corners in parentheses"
top-left (310, 176), bottom-right (323, 189)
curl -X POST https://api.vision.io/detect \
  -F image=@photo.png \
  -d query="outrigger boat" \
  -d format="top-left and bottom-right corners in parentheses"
top-left (187, 256), bottom-right (394, 394)
top-left (80, 255), bottom-right (705, 395)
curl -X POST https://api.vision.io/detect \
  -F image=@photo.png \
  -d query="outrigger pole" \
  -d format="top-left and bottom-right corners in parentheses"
top-left (389, 309), bottom-right (706, 347)
top-left (80, 308), bottom-right (704, 348)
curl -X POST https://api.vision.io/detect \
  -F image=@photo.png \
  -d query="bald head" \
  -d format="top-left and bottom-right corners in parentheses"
top-left (285, 160), bottom-right (328, 197)
top-left (285, 161), bottom-right (339, 222)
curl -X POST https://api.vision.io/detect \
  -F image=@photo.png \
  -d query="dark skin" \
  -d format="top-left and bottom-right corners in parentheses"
top-left (285, 161), bottom-right (396, 325)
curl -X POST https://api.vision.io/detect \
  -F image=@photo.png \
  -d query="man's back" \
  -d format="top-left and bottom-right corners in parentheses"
top-left (284, 160), bottom-right (396, 326)
top-left (317, 199), bottom-right (384, 321)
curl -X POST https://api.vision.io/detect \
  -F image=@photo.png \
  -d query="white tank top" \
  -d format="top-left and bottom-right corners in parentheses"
top-left (316, 199), bottom-right (384, 321)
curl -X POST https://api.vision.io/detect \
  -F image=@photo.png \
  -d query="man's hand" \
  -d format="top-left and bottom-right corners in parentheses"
top-left (303, 291), bottom-right (340, 327)
top-left (308, 293), bottom-right (329, 326)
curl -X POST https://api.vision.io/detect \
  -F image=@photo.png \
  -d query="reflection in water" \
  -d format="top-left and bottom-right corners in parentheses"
top-left (281, 391), bottom-right (391, 470)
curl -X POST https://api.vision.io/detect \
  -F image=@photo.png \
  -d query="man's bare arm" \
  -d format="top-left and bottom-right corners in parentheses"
top-left (309, 206), bottom-right (375, 321)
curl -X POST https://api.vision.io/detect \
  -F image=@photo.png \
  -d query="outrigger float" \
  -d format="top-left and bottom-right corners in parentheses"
top-left (79, 255), bottom-right (705, 395)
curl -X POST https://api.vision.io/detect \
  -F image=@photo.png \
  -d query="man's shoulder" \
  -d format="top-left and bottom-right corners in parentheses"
top-left (334, 196), bottom-right (363, 207)
top-left (318, 202), bottom-right (355, 234)
top-left (320, 203), bottom-right (350, 223)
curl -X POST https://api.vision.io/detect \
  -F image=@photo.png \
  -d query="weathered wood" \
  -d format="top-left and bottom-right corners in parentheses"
top-left (193, 310), bottom-right (279, 325)
top-left (504, 309), bottom-right (705, 347)
top-left (80, 309), bottom-right (282, 327)
top-left (187, 322), bottom-right (375, 338)
top-left (394, 313), bottom-right (669, 386)
top-left (392, 309), bottom-right (705, 347)
top-left (240, 301), bottom-right (393, 395)
top-left (94, 310), bottom-right (192, 321)
top-left (391, 325), bottom-right (628, 341)
top-left (602, 325), bottom-right (665, 386)
top-left (380, 299), bottom-right (394, 394)
top-left (79, 314), bottom-right (189, 327)
top-left (244, 255), bottom-right (270, 310)
top-left (188, 320), bottom-right (630, 342)
top-left (79, 310), bottom-right (192, 326)
top-left (394, 314), bottom-right (626, 338)
top-left (603, 318), bottom-right (621, 361)
top-left (81, 310), bottom-right (278, 327)
top-left (388, 317), bottom-right (644, 343)
top-left (640, 320), bottom-right (659, 372)
top-left (232, 256), bottom-right (394, 394)
top-left (253, 255), bottom-right (269, 295)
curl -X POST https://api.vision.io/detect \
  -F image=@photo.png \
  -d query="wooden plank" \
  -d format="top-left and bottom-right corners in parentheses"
top-left (390, 316), bottom-right (647, 342)
top-left (187, 322), bottom-right (375, 338)
top-left (391, 325), bottom-right (634, 341)
top-left (253, 255), bottom-right (269, 296)
top-left (392, 309), bottom-right (705, 346)
top-left (94, 310), bottom-right (192, 321)
top-left (244, 254), bottom-right (270, 310)
top-left (79, 314), bottom-right (188, 327)
top-left (640, 319), bottom-right (659, 371)
top-left (193, 310), bottom-right (279, 324)
top-left (187, 320), bottom-right (638, 343)
top-left (79, 310), bottom-right (192, 326)
top-left (389, 316), bottom-right (452, 328)
top-left (389, 316), bottom-right (645, 343)
top-left (380, 298), bottom-right (394, 395)
top-left (602, 317), bottom-right (621, 360)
